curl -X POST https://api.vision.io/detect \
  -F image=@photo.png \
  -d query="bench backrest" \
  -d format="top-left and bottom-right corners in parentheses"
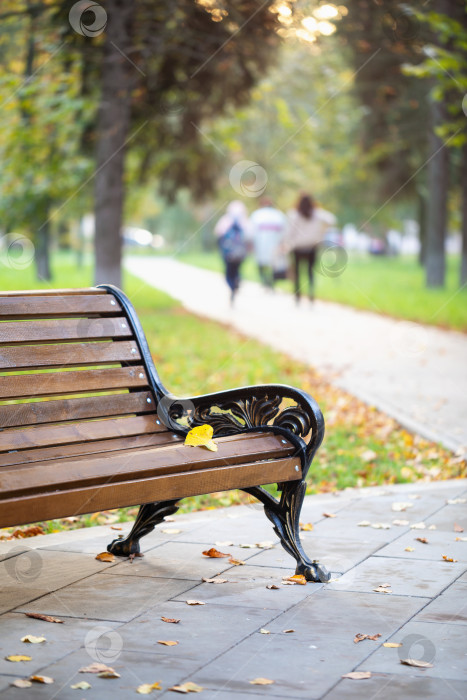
top-left (0, 287), bottom-right (164, 456)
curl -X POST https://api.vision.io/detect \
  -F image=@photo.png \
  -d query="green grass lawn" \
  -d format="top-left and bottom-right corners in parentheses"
top-left (1, 253), bottom-right (465, 538)
top-left (178, 250), bottom-right (467, 332)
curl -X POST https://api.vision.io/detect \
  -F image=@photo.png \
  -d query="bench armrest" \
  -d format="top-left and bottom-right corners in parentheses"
top-left (158, 384), bottom-right (324, 477)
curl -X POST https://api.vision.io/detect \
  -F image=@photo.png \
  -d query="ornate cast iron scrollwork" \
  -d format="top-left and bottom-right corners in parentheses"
top-left (107, 500), bottom-right (179, 556)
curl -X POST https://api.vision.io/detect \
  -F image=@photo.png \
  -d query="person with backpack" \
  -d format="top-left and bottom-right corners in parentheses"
top-left (215, 201), bottom-right (249, 304)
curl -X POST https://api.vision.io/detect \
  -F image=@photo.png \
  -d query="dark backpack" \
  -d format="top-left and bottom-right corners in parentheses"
top-left (218, 219), bottom-right (247, 263)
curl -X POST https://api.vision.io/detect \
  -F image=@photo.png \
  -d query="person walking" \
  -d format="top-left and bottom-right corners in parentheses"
top-left (249, 197), bottom-right (287, 289)
top-left (286, 193), bottom-right (336, 303)
top-left (214, 201), bottom-right (249, 304)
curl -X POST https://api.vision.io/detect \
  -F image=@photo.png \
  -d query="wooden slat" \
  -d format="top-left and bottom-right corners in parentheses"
top-left (0, 366), bottom-right (148, 400)
top-left (0, 317), bottom-right (131, 344)
top-left (0, 432), bottom-right (177, 466)
top-left (0, 340), bottom-right (140, 371)
top-left (0, 433), bottom-right (296, 497)
top-left (0, 414), bottom-right (163, 452)
top-left (0, 391), bottom-right (155, 429)
top-left (0, 288), bottom-right (106, 297)
top-left (0, 456), bottom-right (300, 527)
top-left (0, 294), bottom-right (121, 319)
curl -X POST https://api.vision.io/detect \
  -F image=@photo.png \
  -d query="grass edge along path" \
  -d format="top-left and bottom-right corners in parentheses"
top-left (0, 259), bottom-right (465, 540)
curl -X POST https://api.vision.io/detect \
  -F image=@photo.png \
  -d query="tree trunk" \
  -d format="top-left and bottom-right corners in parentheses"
top-left (425, 99), bottom-right (449, 288)
top-left (94, 0), bottom-right (133, 287)
top-left (417, 188), bottom-right (427, 266)
top-left (460, 142), bottom-right (467, 286)
top-left (36, 211), bottom-right (51, 281)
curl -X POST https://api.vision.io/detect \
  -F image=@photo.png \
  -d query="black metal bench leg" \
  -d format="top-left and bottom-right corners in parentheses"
top-left (107, 500), bottom-right (179, 556)
top-left (263, 481), bottom-right (331, 583)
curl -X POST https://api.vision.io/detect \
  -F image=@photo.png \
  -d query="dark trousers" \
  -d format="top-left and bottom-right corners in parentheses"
top-left (225, 259), bottom-right (242, 294)
top-left (292, 247), bottom-right (317, 300)
top-left (258, 264), bottom-right (274, 289)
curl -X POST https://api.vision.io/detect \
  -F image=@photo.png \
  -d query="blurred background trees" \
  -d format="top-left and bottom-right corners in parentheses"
top-left (0, 0), bottom-right (465, 288)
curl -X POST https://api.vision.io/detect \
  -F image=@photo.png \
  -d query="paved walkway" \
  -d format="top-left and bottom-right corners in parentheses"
top-left (126, 257), bottom-right (467, 453)
top-left (1, 480), bottom-right (466, 699)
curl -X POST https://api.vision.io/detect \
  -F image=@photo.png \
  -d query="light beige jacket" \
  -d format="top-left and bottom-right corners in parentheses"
top-left (286, 208), bottom-right (336, 252)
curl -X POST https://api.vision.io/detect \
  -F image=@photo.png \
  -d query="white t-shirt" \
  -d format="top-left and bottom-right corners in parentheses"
top-left (249, 207), bottom-right (287, 266)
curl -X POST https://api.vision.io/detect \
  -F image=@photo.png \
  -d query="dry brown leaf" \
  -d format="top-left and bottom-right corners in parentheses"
top-left (353, 633), bottom-right (381, 644)
top-left (249, 678), bottom-right (274, 685)
top-left (228, 557), bottom-right (245, 566)
top-left (25, 612), bottom-right (63, 624)
top-left (454, 523), bottom-right (464, 533)
top-left (10, 526), bottom-right (45, 539)
top-left (95, 552), bottom-right (115, 563)
top-left (202, 577), bottom-right (228, 584)
top-left (283, 629), bottom-right (295, 633)
top-left (415, 537), bottom-right (429, 544)
top-left (79, 662), bottom-right (115, 674)
top-left (202, 547), bottom-right (230, 558)
top-left (322, 512), bottom-right (336, 518)
top-left (11, 679), bottom-right (32, 688)
top-left (455, 536), bottom-right (467, 542)
top-left (110, 525), bottom-right (122, 531)
top-left (383, 642), bottom-right (402, 648)
top-left (266, 584), bottom-right (280, 590)
top-left (169, 681), bottom-right (203, 693)
top-left (5, 655), bottom-right (32, 662)
top-left (186, 600), bottom-right (205, 606)
top-left (400, 658), bottom-right (433, 668)
top-left (282, 574), bottom-right (307, 585)
top-left (373, 585), bottom-right (392, 593)
top-left (300, 522), bottom-right (313, 531)
top-left (137, 682), bottom-right (162, 694)
top-left (71, 681), bottom-right (92, 690)
top-left (21, 635), bottom-right (46, 644)
top-left (97, 670), bottom-right (121, 678)
top-left (30, 675), bottom-right (54, 684)
top-left (342, 671), bottom-right (372, 680)
top-left (161, 617), bottom-right (180, 624)
top-left (157, 640), bottom-right (178, 646)
top-left (442, 555), bottom-right (458, 562)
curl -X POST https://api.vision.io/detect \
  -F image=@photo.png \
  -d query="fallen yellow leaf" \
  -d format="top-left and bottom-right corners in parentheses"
top-left (202, 547), bottom-right (229, 558)
top-left (300, 522), bottom-right (313, 531)
top-left (157, 640), bottom-right (178, 646)
top-left (79, 662), bottom-right (115, 674)
top-left (342, 671), bottom-right (372, 680)
top-left (405, 547), bottom-right (415, 552)
top-left (282, 574), bottom-right (307, 585)
top-left (169, 681), bottom-right (203, 693)
top-left (137, 681), bottom-right (162, 694)
top-left (228, 556), bottom-right (245, 566)
top-left (11, 679), bottom-right (32, 688)
top-left (259, 629), bottom-right (270, 634)
top-left (202, 577), bottom-right (228, 584)
top-left (161, 617), bottom-right (180, 624)
top-left (185, 425), bottom-right (218, 452)
top-left (249, 678), bottom-right (274, 685)
top-left (21, 635), bottom-right (46, 644)
top-left (442, 555), bottom-right (458, 562)
top-left (186, 600), bottom-right (205, 606)
top-left (71, 681), bottom-right (92, 690)
top-left (266, 584), bottom-right (280, 590)
top-left (322, 512), bottom-right (336, 518)
top-left (383, 642), bottom-right (402, 648)
top-left (30, 675), bottom-right (54, 684)
top-left (5, 655), bottom-right (32, 662)
top-left (400, 658), bottom-right (433, 668)
top-left (95, 552), bottom-right (115, 563)
top-left (97, 670), bottom-right (120, 678)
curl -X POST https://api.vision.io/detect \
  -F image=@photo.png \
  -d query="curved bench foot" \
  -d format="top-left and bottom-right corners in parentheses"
top-left (107, 499), bottom-right (179, 556)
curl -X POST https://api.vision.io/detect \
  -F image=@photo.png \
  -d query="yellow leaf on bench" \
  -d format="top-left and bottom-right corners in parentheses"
top-left (185, 425), bottom-right (218, 452)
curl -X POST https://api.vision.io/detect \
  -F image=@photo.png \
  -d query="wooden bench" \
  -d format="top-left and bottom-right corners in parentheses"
top-left (0, 285), bottom-right (330, 582)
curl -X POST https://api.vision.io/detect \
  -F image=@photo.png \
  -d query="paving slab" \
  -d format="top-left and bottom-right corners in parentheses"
top-left (414, 581), bottom-right (467, 626)
top-left (359, 619), bottom-right (467, 681)
top-left (374, 528), bottom-right (467, 562)
top-left (323, 675), bottom-right (467, 700)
